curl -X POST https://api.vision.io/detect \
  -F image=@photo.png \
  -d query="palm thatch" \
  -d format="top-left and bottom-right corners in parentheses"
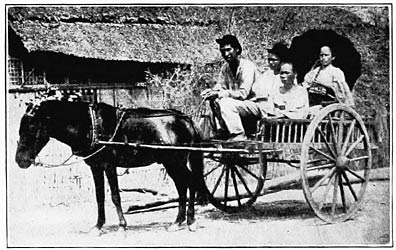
top-left (9, 20), bottom-right (219, 64)
top-left (7, 6), bottom-right (226, 26)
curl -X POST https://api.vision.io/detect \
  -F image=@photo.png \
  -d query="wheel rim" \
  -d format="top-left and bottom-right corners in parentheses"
top-left (203, 147), bottom-right (266, 212)
top-left (301, 104), bottom-right (372, 223)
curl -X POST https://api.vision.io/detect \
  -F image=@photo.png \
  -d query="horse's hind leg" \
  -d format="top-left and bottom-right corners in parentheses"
top-left (104, 165), bottom-right (127, 231)
top-left (187, 152), bottom-right (204, 231)
top-left (163, 162), bottom-right (188, 231)
top-left (89, 166), bottom-right (106, 233)
top-left (187, 186), bottom-right (198, 231)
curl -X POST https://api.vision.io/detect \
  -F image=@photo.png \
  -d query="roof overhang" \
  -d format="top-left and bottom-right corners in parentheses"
top-left (9, 20), bottom-right (220, 65)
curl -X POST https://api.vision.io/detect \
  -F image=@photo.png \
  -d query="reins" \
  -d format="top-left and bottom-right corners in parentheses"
top-left (189, 99), bottom-right (207, 123)
top-left (34, 110), bottom-right (126, 168)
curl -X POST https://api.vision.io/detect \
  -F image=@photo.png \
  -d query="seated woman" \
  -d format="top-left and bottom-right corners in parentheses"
top-left (302, 45), bottom-right (354, 116)
top-left (272, 61), bottom-right (309, 119)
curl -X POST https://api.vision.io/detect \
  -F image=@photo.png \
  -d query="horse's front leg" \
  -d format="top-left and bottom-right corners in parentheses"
top-left (105, 165), bottom-right (127, 231)
top-left (89, 166), bottom-right (106, 234)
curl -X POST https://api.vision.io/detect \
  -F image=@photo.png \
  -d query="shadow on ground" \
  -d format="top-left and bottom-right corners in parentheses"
top-left (102, 221), bottom-right (171, 233)
top-left (200, 200), bottom-right (316, 222)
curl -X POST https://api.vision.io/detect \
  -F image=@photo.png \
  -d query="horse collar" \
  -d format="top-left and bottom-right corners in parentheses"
top-left (88, 104), bottom-right (99, 150)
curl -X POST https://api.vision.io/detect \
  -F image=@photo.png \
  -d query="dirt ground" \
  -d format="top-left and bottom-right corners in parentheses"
top-left (7, 178), bottom-right (391, 247)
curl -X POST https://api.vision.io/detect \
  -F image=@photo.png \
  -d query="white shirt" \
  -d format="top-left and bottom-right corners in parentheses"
top-left (213, 58), bottom-right (259, 100)
top-left (272, 84), bottom-right (309, 119)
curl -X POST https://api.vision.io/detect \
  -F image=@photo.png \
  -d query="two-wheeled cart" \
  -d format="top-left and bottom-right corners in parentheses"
top-left (200, 103), bottom-right (375, 223)
top-left (100, 103), bottom-right (375, 223)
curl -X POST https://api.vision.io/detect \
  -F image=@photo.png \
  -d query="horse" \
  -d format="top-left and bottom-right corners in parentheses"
top-left (15, 99), bottom-right (206, 234)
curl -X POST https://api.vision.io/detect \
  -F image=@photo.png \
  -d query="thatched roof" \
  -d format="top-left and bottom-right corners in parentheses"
top-left (7, 5), bottom-right (390, 117)
top-left (9, 20), bottom-right (220, 64)
top-left (7, 6), bottom-right (225, 26)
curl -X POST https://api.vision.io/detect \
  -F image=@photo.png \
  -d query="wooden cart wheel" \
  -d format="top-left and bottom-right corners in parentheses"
top-left (202, 142), bottom-right (266, 212)
top-left (300, 104), bottom-right (372, 223)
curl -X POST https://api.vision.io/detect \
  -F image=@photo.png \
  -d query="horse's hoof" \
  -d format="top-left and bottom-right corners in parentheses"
top-left (87, 227), bottom-right (102, 237)
top-left (188, 221), bottom-right (198, 232)
top-left (167, 223), bottom-right (183, 232)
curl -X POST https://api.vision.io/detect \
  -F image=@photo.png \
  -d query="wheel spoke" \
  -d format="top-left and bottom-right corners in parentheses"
top-left (204, 162), bottom-right (222, 178)
top-left (211, 165), bottom-right (226, 196)
top-left (311, 167), bottom-right (337, 193)
top-left (327, 114), bottom-right (338, 153)
top-left (233, 165), bottom-right (253, 196)
top-left (307, 158), bottom-right (329, 165)
top-left (341, 119), bottom-right (357, 155)
top-left (237, 164), bottom-right (261, 180)
top-left (309, 145), bottom-right (336, 162)
top-left (345, 168), bottom-right (366, 183)
top-left (345, 135), bottom-right (365, 157)
top-left (339, 171), bottom-right (347, 212)
top-left (337, 111), bottom-right (345, 154)
top-left (319, 172), bottom-right (336, 210)
top-left (307, 162), bottom-right (335, 171)
top-left (223, 166), bottom-right (230, 206)
top-left (331, 173), bottom-right (339, 215)
top-left (315, 126), bottom-right (337, 158)
top-left (342, 171), bottom-right (358, 201)
top-left (230, 167), bottom-right (242, 207)
top-left (349, 155), bottom-right (369, 162)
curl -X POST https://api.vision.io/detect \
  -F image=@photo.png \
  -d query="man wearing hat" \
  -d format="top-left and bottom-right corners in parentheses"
top-left (250, 42), bottom-right (290, 116)
top-left (201, 34), bottom-right (260, 141)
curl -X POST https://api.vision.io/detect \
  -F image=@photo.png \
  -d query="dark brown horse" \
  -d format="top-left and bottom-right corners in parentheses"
top-left (15, 99), bottom-right (205, 234)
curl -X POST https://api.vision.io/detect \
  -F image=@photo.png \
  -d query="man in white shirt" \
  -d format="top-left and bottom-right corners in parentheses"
top-left (250, 43), bottom-right (289, 117)
top-left (272, 61), bottom-right (309, 119)
top-left (201, 35), bottom-right (260, 141)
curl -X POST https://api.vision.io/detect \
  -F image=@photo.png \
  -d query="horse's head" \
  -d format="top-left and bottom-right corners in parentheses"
top-left (15, 100), bottom-right (50, 169)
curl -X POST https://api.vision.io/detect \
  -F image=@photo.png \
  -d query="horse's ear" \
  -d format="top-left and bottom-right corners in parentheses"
top-left (25, 101), bottom-right (33, 111)
top-left (25, 104), bottom-right (34, 116)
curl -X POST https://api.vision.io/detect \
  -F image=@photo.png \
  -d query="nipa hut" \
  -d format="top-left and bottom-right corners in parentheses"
top-left (8, 6), bottom-right (220, 107)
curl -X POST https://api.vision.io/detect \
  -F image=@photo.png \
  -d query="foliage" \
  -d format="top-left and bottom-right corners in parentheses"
top-left (145, 63), bottom-right (221, 115)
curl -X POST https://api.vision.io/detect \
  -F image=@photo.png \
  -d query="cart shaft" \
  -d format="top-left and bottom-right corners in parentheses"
top-left (97, 140), bottom-right (280, 154)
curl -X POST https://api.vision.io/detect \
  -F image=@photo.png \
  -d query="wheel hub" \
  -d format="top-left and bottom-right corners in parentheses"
top-left (336, 155), bottom-right (349, 169)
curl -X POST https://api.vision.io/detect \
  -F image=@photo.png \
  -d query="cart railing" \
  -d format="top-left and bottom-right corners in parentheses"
top-left (255, 117), bottom-right (377, 147)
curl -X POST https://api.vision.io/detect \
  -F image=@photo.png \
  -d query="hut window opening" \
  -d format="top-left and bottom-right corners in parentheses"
top-left (8, 57), bottom-right (23, 85)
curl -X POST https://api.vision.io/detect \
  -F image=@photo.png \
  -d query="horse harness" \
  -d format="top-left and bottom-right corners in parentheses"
top-left (84, 104), bottom-right (126, 155)
top-left (34, 103), bottom-right (186, 167)
top-left (86, 105), bottom-right (185, 153)
top-left (88, 104), bottom-right (99, 150)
